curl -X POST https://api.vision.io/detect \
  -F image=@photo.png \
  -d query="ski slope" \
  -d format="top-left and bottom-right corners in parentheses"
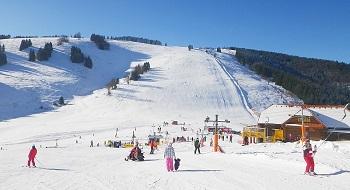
top-left (214, 49), bottom-right (302, 113)
top-left (0, 39), bottom-right (349, 190)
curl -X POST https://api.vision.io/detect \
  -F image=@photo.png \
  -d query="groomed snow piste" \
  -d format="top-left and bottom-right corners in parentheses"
top-left (0, 38), bottom-right (349, 190)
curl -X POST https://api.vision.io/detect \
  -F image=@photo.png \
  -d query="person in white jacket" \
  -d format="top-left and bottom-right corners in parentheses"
top-left (164, 143), bottom-right (176, 172)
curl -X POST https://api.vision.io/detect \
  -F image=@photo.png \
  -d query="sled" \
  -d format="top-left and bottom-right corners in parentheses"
top-left (122, 143), bottom-right (134, 148)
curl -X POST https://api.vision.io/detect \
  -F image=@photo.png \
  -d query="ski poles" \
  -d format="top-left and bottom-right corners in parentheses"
top-left (35, 157), bottom-right (44, 167)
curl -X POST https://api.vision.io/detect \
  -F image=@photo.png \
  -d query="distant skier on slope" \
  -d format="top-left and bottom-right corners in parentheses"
top-left (27, 145), bottom-right (37, 167)
top-left (164, 143), bottom-right (176, 172)
top-left (303, 139), bottom-right (317, 175)
top-left (194, 138), bottom-right (200, 154)
top-left (149, 139), bottom-right (156, 154)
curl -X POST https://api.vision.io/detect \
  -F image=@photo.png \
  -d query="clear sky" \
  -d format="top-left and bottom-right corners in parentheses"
top-left (1, 0), bottom-right (349, 63)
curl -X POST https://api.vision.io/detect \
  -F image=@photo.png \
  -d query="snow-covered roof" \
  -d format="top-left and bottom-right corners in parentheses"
top-left (309, 107), bottom-right (350, 129)
top-left (258, 104), bottom-right (350, 129)
top-left (258, 105), bottom-right (312, 125)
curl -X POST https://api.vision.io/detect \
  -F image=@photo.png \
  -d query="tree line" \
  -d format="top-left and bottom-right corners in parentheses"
top-left (36, 42), bottom-right (53, 61)
top-left (130, 62), bottom-right (151, 81)
top-left (90, 34), bottom-right (110, 50)
top-left (110, 36), bottom-right (162, 45)
top-left (19, 39), bottom-right (32, 51)
top-left (231, 47), bottom-right (350, 104)
top-left (0, 35), bottom-right (11, 39)
top-left (70, 46), bottom-right (93, 69)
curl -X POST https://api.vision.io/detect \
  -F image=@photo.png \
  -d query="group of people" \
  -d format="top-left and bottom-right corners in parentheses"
top-left (25, 135), bottom-right (318, 175)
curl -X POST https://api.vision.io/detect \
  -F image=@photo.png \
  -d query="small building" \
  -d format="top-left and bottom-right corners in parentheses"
top-left (308, 106), bottom-right (350, 141)
top-left (258, 104), bottom-right (350, 141)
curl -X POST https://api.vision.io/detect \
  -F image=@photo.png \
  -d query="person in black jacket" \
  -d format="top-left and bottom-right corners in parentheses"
top-left (194, 138), bottom-right (200, 154)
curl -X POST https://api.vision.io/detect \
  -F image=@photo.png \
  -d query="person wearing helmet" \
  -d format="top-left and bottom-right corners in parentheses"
top-left (27, 145), bottom-right (37, 167)
top-left (303, 139), bottom-right (317, 175)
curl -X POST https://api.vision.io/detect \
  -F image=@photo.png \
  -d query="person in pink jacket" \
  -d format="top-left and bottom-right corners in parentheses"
top-left (27, 145), bottom-right (37, 167)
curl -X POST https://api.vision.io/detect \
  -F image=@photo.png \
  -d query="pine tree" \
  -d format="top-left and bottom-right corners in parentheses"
top-left (19, 39), bottom-right (32, 51)
top-left (0, 44), bottom-right (7, 66)
top-left (73, 32), bottom-right (81, 39)
top-left (188, 45), bottom-right (193, 51)
top-left (142, 62), bottom-right (151, 72)
top-left (84, 56), bottom-right (93, 69)
top-left (58, 96), bottom-right (65, 105)
top-left (29, 49), bottom-right (36, 61)
top-left (70, 46), bottom-right (84, 63)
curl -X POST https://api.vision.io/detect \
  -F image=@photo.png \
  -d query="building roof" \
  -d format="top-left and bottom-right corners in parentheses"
top-left (258, 105), bottom-right (312, 125)
top-left (258, 104), bottom-right (350, 130)
top-left (309, 106), bottom-right (350, 130)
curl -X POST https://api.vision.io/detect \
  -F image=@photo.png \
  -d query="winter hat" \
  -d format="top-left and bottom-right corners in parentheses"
top-left (32, 144), bottom-right (35, 148)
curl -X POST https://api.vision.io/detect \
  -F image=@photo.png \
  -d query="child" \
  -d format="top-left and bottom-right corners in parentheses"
top-left (174, 158), bottom-right (181, 171)
top-left (303, 139), bottom-right (317, 175)
top-left (27, 145), bottom-right (37, 167)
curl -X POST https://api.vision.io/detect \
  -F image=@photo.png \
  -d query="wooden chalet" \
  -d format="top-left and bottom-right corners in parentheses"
top-left (258, 105), bottom-right (350, 141)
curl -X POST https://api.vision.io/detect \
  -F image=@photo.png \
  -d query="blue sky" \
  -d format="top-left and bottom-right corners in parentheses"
top-left (1, 0), bottom-right (349, 63)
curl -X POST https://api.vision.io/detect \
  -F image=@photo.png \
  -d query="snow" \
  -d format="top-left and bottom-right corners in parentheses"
top-left (0, 38), bottom-right (148, 121)
top-left (309, 107), bottom-right (350, 130)
top-left (0, 39), bottom-right (350, 190)
top-left (216, 49), bottom-right (302, 113)
top-left (258, 105), bottom-right (313, 124)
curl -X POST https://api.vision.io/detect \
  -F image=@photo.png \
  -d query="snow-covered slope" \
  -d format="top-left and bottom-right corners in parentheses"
top-left (0, 38), bottom-right (148, 121)
top-left (1, 39), bottom-right (349, 190)
top-left (0, 38), bottom-right (256, 144)
top-left (214, 49), bottom-right (302, 113)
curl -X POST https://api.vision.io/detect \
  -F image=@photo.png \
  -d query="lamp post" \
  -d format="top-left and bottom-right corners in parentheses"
top-left (204, 114), bottom-right (230, 152)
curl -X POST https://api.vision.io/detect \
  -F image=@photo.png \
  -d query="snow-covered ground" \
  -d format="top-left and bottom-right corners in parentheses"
top-left (0, 39), bottom-right (349, 190)
top-left (0, 38), bottom-right (149, 121)
top-left (214, 49), bottom-right (302, 113)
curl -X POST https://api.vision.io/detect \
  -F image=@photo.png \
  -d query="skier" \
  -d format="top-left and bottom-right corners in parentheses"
top-left (27, 145), bottom-right (37, 167)
top-left (150, 139), bottom-right (156, 154)
top-left (243, 136), bottom-right (249, 145)
top-left (194, 138), bottom-right (200, 154)
top-left (303, 139), bottom-right (317, 175)
top-left (229, 134), bottom-right (233, 143)
top-left (90, 140), bottom-right (94, 147)
top-left (115, 128), bottom-right (118, 138)
top-left (164, 143), bottom-right (176, 172)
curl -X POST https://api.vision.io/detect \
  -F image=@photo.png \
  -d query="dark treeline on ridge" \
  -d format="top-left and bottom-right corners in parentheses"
top-left (231, 47), bottom-right (350, 105)
top-left (110, 36), bottom-right (162, 45)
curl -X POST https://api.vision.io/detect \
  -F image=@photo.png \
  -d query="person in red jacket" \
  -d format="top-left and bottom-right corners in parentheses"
top-left (27, 145), bottom-right (37, 167)
top-left (149, 139), bottom-right (156, 154)
top-left (303, 139), bottom-right (316, 175)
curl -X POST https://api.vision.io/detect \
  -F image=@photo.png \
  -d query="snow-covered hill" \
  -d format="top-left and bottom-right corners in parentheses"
top-left (0, 38), bottom-right (149, 121)
top-left (0, 38), bottom-right (348, 190)
top-left (205, 48), bottom-right (302, 114)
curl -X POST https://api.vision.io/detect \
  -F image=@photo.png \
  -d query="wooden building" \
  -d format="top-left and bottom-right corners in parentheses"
top-left (258, 105), bottom-right (349, 141)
